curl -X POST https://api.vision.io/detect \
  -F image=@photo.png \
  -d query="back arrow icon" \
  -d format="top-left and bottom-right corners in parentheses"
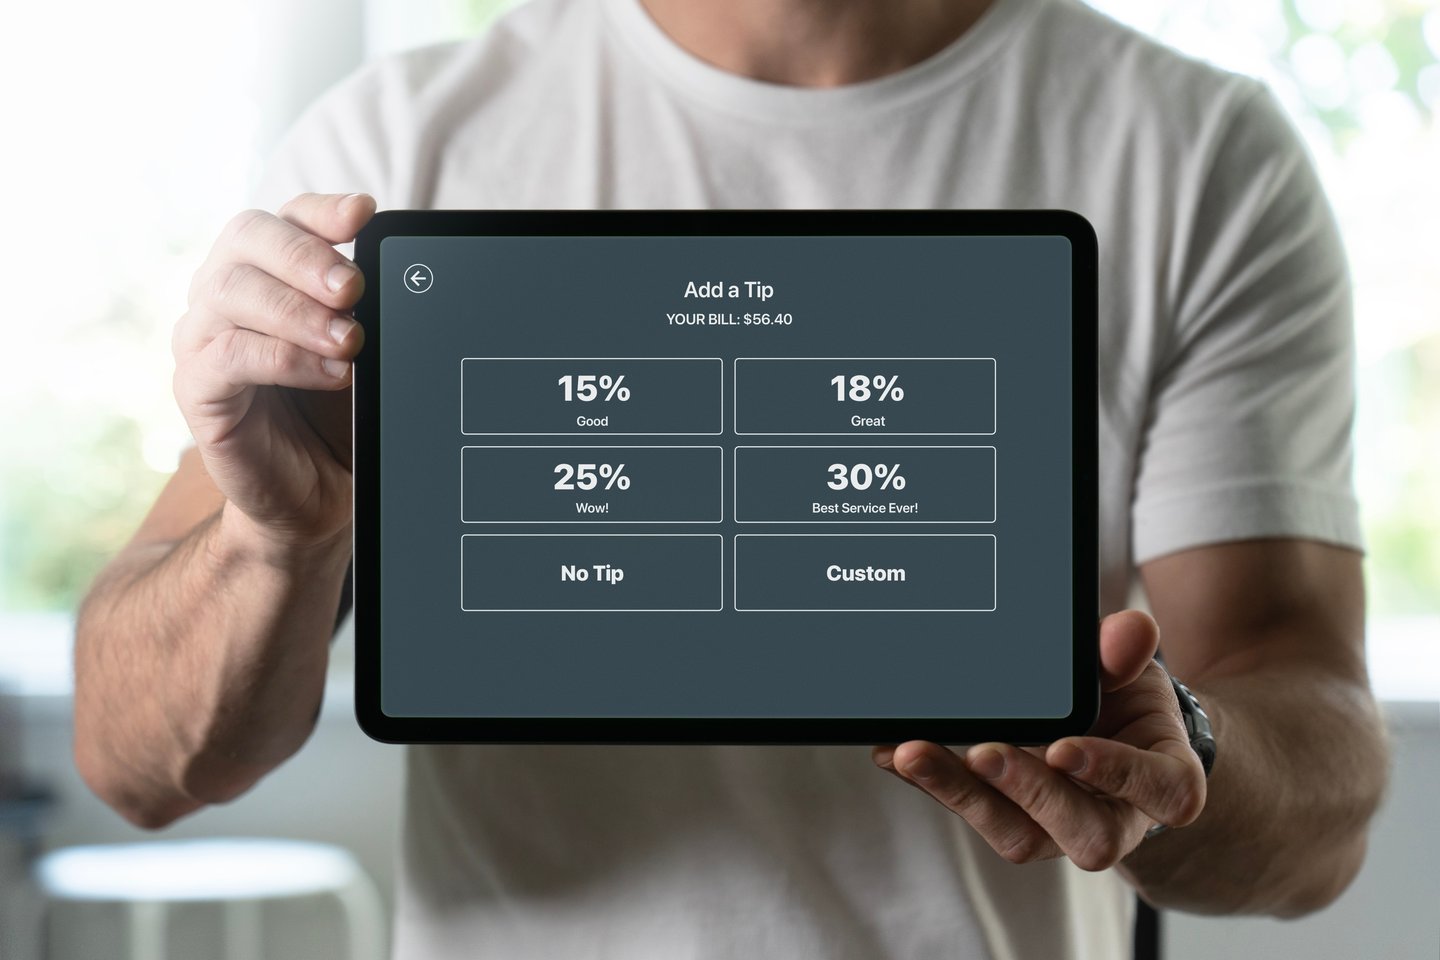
top-left (403, 263), bottom-right (434, 293)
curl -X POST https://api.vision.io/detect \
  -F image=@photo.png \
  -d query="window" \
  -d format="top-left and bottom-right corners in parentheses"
top-left (0, 1), bottom-right (365, 691)
top-left (1, 0), bottom-right (1434, 697)
top-left (1085, 0), bottom-right (1440, 696)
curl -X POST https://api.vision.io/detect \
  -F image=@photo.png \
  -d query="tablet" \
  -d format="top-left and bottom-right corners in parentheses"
top-left (352, 210), bottom-right (1097, 744)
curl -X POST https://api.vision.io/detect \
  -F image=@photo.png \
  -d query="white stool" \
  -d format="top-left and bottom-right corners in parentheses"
top-left (35, 838), bottom-right (385, 960)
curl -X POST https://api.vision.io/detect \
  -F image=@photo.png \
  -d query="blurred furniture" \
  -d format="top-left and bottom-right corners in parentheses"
top-left (1, 783), bottom-right (55, 960)
top-left (1134, 897), bottom-right (1160, 960)
top-left (35, 838), bottom-right (384, 960)
top-left (0, 784), bottom-right (53, 859)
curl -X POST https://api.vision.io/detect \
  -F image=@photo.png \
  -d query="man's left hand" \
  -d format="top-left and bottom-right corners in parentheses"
top-left (873, 610), bottom-right (1208, 871)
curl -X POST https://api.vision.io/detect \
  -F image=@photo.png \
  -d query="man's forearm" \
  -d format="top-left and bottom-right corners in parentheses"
top-left (74, 503), bottom-right (349, 828)
top-left (1118, 663), bottom-right (1389, 916)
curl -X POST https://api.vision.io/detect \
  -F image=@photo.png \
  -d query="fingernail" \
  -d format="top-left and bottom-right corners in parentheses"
top-left (326, 262), bottom-right (360, 293)
top-left (1051, 742), bottom-right (1086, 775)
top-left (905, 756), bottom-right (937, 782)
top-left (323, 358), bottom-right (350, 379)
top-left (968, 748), bottom-right (1005, 781)
top-left (340, 192), bottom-right (364, 212)
top-left (329, 317), bottom-right (356, 345)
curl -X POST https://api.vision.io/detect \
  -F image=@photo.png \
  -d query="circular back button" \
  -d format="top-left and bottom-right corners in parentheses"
top-left (404, 264), bottom-right (433, 293)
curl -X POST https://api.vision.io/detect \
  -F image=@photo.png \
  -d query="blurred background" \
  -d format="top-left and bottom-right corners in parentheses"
top-left (0, 0), bottom-right (1435, 957)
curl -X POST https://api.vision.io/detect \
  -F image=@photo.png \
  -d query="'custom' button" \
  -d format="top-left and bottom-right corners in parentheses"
top-left (734, 535), bottom-right (995, 612)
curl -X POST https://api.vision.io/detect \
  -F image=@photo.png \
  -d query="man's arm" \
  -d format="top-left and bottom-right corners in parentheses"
top-left (1118, 538), bottom-right (1387, 916)
top-left (74, 193), bottom-right (374, 828)
top-left (874, 538), bottom-right (1387, 918)
top-left (74, 453), bottom-right (349, 828)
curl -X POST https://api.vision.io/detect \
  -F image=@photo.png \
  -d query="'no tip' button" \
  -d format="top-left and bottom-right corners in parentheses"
top-left (404, 264), bottom-right (433, 293)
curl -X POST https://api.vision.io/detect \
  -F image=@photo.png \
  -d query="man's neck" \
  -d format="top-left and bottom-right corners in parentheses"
top-left (639, 0), bottom-right (995, 87)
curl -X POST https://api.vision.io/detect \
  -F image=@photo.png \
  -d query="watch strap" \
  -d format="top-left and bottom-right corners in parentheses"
top-left (1143, 666), bottom-right (1215, 840)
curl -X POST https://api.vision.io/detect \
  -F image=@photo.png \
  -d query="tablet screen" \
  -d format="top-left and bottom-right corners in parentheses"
top-left (354, 212), bottom-right (1096, 742)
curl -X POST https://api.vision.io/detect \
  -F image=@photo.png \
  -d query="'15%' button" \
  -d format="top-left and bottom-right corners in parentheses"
top-left (734, 535), bottom-right (995, 612)
top-left (462, 535), bottom-right (722, 612)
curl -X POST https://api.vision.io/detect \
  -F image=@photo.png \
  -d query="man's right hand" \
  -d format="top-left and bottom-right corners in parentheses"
top-left (172, 192), bottom-right (376, 553)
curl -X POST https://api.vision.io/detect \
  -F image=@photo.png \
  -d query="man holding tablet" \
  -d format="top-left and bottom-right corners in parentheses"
top-left (74, 1), bottom-right (1388, 958)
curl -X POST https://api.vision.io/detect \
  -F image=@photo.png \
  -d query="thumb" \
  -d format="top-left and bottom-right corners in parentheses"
top-left (277, 192), bottom-right (378, 245)
top-left (1099, 610), bottom-right (1160, 692)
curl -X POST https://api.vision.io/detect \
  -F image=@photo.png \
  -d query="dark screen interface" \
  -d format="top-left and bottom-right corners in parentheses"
top-left (378, 235), bottom-right (1073, 718)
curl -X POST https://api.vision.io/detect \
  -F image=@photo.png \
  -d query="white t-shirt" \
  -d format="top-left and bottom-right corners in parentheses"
top-left (256, 0), bottom-right (1362, 957)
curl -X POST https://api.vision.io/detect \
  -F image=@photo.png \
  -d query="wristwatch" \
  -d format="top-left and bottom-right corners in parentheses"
top-left (1170, 673), bottom-right (1217, 777)
top-left (1143, 668), bottom-right (1216, 840)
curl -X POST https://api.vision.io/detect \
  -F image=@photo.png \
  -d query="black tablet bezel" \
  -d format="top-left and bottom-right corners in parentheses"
top-left (352, 210), bottom-right (1099, 745)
